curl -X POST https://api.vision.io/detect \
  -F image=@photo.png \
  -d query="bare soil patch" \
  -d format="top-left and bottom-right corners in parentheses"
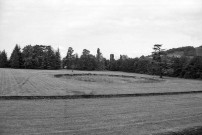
top-left (55, 73), bottom-right (164, 84)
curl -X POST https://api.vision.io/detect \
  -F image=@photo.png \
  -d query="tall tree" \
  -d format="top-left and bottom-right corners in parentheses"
top-left (118, 55), bottom-right (128, 71)
top-left (22, 45), bottom-right (34, 69)
top-left (54, 48), bottom-right (61, 69)
top-left (73, 53), bottom-right (79, 69)
top-left (152, 44), bottom-right (165, 78)
top-left (79, 49), bottom-right (96, 70)
top-left (32, 45), bottom-right (45, 69)
top-left (96, 48), bottom-right (105, 70)
top-left (45, 46), bottom-right (56, 69)
top-left (64, 47), bottom-right (75, 69)
top-left (0, 50), bottom-right (8, 68)
top-left (109, 54), bottom-right (116, 71)
top-left (10, 44), bottom-right (23, 68)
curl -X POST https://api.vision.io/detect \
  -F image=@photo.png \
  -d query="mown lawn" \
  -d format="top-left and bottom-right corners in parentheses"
top-left (0, 69), bottom-right (202, 134)
top-left (0, 94), bottom-right (202, 134)
top-left (0, 68), bottom-right (202, 96)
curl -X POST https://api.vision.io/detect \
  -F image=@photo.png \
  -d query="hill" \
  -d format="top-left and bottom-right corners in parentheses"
top-left (166, 46), bottom-right (197, 58)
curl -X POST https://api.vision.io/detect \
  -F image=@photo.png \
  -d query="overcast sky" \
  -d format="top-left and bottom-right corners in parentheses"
top-left (0, 0), bottom-right (202, 58)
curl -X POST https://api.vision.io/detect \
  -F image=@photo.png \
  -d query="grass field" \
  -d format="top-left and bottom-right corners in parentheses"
top-left (0, 68), bottom-right (202, 135)
top-left (0, 94), bottom-right (202, 135)
top-left (0, 68), bottom-right (202, 96)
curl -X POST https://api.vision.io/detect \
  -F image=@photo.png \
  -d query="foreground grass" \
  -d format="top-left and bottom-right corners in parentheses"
top-left (0, 94), bottom-right (202, 135)
top-left (155, 126), bottom-right (202, 135)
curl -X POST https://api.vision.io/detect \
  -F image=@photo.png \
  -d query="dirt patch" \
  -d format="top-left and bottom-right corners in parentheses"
top-left (54, 73), bottom-right (164, 84)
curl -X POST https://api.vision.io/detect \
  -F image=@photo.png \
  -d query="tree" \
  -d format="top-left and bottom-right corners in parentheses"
top-left (109, 54), bottom-right (117, 71)
top-left (0, 50), bottom-right (8, 68)
top-left (54, 48), bottom-right (61, 69)
top-left (96, 48), bottom-right (105, 70)
top-left (118, 55), bottom-right (129, 71)
top-left (152, 44), bottom-right (165, 78)
top-left (183, 56), bottom-right (202, 79)
top-left (8, 44), bottom-right (62, 69)
top-left (10, 44), bottom-right (23, 68)
top-left (79, 49), bottom-right (96, 70)
top-left (73, 53), bottom-right (79, 69)
top-left (64, 47), bottom-right (75, 69)
top-left (131, 56), bottom-right (152, 74)
top-left (45, 46), bottom-right (56, 69)
top-left (103, 58), bottom-right (110, 70)
top-left (31, 45), bottom-right (45, 69)
top-left (22, 45), bottom-right (34, 69)
top-left (170, 56), bottom-right (188, 77)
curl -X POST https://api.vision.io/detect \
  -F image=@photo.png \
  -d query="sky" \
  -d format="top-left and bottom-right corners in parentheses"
top-left (0, 0), bottom-right (202, 59)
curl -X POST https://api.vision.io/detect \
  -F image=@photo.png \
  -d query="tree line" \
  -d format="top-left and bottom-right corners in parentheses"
top-left (0, 44), bottom-right (202, 79)
top-left (0, 44), bottom-right (61, 69)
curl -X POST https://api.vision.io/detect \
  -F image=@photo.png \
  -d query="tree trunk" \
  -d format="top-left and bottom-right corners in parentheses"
top-left (160, 66), bottom-right (163, 78)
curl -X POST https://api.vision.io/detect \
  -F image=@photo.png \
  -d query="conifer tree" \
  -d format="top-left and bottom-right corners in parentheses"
top-left (152, 44), bottom-right (165, 78)
top-left (0, 50), bottom-right (8, 68)
top-left (10, 44), bottom-right (22, 68)
top-left (55, 48), bottom-right (61, 69)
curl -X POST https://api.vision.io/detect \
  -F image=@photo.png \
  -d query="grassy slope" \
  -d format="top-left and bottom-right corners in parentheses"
top-left (0, 68), bottom-right (202, 96)
top-left (0, 94), bottom-right (202, 135)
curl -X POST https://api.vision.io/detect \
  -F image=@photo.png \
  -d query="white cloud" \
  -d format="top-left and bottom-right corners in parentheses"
top-left (0, 0), bottom-right (202, 58)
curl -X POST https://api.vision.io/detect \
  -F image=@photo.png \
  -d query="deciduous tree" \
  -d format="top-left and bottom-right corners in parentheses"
top-left (79, 49), bottom-right (96, 70)
top-left (64, 47), bottom-right (75, 69)
top-left (22, 45), bottom-right (34, 69)
top-left (96, 48), bottom-right (105, 70)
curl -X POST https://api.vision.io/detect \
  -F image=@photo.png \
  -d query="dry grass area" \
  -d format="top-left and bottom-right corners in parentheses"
top-left (0, 94), bottom-right (202, 134)
top-left (0, 68), bottom-right (202, 96)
